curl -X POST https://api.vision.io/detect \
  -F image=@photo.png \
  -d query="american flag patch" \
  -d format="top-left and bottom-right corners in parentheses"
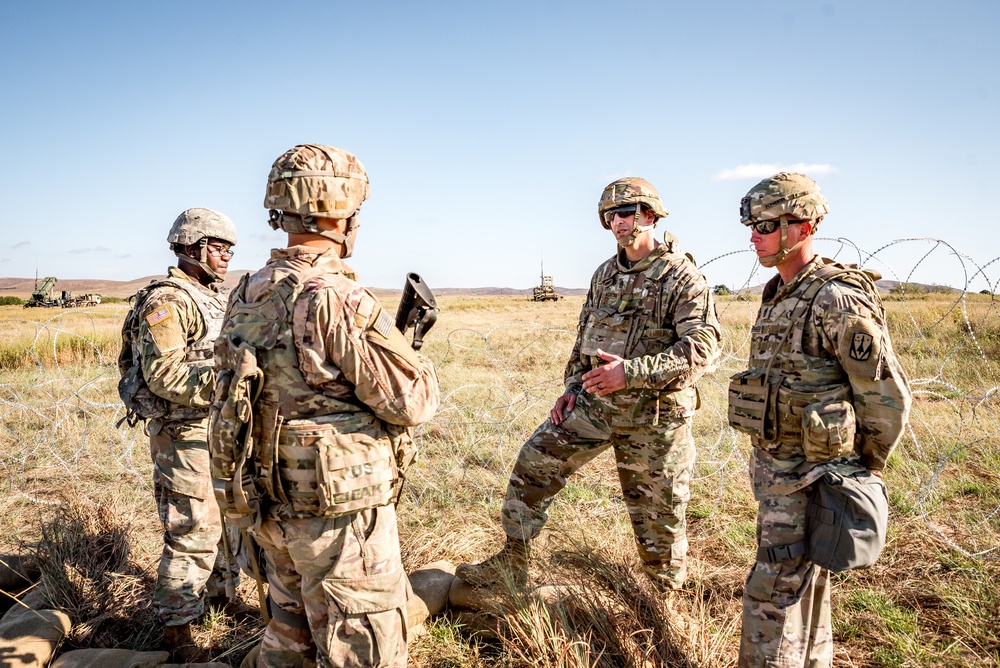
top-left (145, 307), bottom-right (172, 327)
top-left (374, 310), bottom-right (394, 338)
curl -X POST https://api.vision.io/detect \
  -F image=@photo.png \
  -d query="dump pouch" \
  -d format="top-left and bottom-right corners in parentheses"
top-left (807, 470), bottom-right (888, 571)
top-left (728, 370), bottom-right (774, 440)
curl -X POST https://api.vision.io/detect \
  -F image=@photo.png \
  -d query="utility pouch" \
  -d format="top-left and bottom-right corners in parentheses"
top-left (808, 470), bottom-right (888, 571)
top-left (728, 370), bottom-right (773, 440)
top-left (277, 422), bottom-right (397, 517)
top-left (802, 400), bottom-right (857, 463)
top-left (316, 431), bottom-right (396, 516)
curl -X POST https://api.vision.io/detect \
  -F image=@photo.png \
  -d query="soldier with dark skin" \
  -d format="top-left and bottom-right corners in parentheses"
top-left (456, 178), bottom-right (722, 592)
top-left (730, 173), bottom-right (911, 667)
top-left (123, 209), bottom-right (249, 662)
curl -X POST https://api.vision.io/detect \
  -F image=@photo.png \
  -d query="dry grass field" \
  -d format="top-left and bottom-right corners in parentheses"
top-left (0, 289), bottom-right (998, 667)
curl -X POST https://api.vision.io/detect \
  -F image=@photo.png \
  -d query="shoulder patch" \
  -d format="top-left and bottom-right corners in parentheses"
top-left (373, 310), bottom-right (394, 338)
top-left (850, 332), bottom-right (874, 361)
top-left (145, 305), bottom-right (173, 328)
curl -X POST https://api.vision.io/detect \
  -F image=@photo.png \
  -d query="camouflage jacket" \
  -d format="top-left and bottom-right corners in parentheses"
top-left (136, 267), bottom-right (226, 423)
top-left (210, 246), bottom-right (440, 520)
top-left (565, 232), bottom-right (722, 427)
top-left (749, 257), bottom-right (911, 477)
top-left (241, 246), bottom-right (440, 426)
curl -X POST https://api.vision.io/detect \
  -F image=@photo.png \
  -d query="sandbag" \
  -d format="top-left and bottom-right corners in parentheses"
top-left (51, 648), bottom-right (170, 668)
top-left (407, 560), bottom-right (456, 628)
top-left (0, 608), bottom-right (72, 668)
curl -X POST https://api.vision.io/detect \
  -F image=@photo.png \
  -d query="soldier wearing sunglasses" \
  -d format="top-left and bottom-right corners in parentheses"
top-left (456, 177), bottom-right (722, 593)
top-left (731, 173), bottom-right (911, 666)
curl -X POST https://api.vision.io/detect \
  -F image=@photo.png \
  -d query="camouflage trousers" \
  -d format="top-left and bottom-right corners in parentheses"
top-left (501, 405), bottom-right (695, 589)
top-left (739, 474), bottom-right (832, 667)
top-left (254, 504), bottom-right (408, 668)
top-left (150, 419), bottom-right (238, 626)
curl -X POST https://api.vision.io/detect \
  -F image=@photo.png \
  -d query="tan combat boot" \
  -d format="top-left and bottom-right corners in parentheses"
top-left (455, 537), bottom-right (530, 588)
top-left (160, 621), bottom-right (209, 664)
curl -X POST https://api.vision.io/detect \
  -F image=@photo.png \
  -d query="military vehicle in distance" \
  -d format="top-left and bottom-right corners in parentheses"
top-left (531, 265), bottom-right (562, 302)
top-left (24, 276), bottom-right (101, 308)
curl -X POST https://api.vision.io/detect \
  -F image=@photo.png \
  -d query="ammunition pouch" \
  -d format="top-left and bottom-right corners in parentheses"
top-left (802, 400), bottom-right (856, 463)
top-left (277, 419), bottom-right (397, 517)
top-left (730, 374), bottom-right (856, 461)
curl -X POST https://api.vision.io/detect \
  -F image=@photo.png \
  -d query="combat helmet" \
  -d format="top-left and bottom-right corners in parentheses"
top-left (597, 178), bottom-right (668, 247)
top-left (167, 208), bottom-right (237, 282)
top-left (740, 172), bottom-right (829, 266)
top-left (265, 144), bottom-right (369, 258)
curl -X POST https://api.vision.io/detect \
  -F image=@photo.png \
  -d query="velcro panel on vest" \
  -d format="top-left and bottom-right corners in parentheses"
top-left (728, 370), bottom-right (770, 439)
top-left (278, 423), bottom-right (396, 517)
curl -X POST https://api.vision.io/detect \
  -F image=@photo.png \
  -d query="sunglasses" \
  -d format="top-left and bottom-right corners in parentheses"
top-left (602, 206), bottom-right (637, 223)
top-left (749, 219), bottom-right (781, 235)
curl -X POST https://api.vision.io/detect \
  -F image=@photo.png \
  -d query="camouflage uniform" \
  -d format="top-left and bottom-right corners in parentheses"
top-left (136, 267), bottom-right (238, 625)
top-left (735, 257), bottom-right (911, 667)
top-left (502, 233), bottom-right (721, 589)
top-left (215, 246), bottom-right (439, 668)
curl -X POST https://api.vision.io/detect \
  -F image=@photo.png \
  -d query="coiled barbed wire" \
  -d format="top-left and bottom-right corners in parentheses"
top-left (0, 238), bottom-right (997, 559)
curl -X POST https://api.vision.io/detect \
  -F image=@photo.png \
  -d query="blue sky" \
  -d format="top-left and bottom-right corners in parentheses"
top-left (1, 1), bottom-right (997, 291)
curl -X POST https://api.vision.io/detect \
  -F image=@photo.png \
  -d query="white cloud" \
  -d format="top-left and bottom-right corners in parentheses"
top-left (713, 163), bottom-right (838, 181)
top-left (12, 241), bottom-right (30, 249)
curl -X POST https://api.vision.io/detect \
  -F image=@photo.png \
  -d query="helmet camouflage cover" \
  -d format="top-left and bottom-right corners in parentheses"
top-left (167, 208), bottom-right (238, 247)
top-left (597, 177), bottom-right (668, 229)
top-left (740, 172), bottom-right (829, 226)
top-left (265, 144), bottom-right (369, 221)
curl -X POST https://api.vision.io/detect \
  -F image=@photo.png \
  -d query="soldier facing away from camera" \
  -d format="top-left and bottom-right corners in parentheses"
top-left (456, 178), bottom-right (722, 592)
top-left (117, 208), bottom-right (247, 662)
top-left (210, 144), bottom-right (439, 668)
top-left (730, 173), bottom-right (911, 667)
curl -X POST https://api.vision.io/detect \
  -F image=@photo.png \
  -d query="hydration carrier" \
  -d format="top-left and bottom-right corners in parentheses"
top-left (116, 283), bottom-right (172, 428)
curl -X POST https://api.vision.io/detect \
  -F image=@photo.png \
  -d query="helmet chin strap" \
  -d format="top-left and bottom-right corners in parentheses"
top-left (176, 243), bottom-right (224, 283)
top-left (271, 211), bottom-right (358, 258)
top-left (757, 215), bottom-right (809, 267)
top-left (616, 205), bottom-right (656, 248)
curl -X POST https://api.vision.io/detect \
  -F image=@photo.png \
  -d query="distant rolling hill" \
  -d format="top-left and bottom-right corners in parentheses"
top-left (0, 274), bottom-right (588, 300)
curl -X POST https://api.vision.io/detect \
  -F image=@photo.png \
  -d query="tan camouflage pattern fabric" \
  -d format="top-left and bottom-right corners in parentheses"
top-left (740, 450), bottom-right (833, 667)
top-left (167, 208), bottom-right (238, 246)
top-left (265, 145), bottom-right (369, 221)
top-left (739, 172), bottom-right (830, 226)
top-left (150, 419), bottom-right (238, 625)
top-left (502, 237), bottom-right (721, 588)
top-left (135, 269), bottom-right (236, 625)
top-left (255, 505), bottom-right (407, 668)
top-left (738, 257), bottom-right (911, 667)
top-left (214, 245), bottom-right (438, 667)
top-left (597, 177), bottom-right (668, 227)
top-left (137, 269), bottom-right (224, 423)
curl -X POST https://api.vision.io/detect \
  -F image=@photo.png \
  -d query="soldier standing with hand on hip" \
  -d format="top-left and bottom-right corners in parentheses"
top-left (730, 172), bottom-right (911, 667)
top-left (210, 144), bottom-right (440, 668)
top-left (456, 177), bottom-right (722, 592)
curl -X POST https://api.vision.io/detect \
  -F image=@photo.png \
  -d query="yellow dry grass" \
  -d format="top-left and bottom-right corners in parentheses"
top-left (0, 292), bottom-right (998, 667)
